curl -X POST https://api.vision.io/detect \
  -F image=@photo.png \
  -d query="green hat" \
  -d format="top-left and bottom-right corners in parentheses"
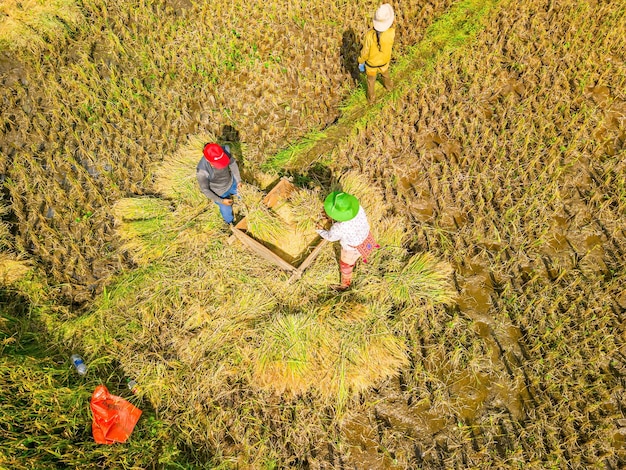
top-left (324, 191), bottom-right (360, 222)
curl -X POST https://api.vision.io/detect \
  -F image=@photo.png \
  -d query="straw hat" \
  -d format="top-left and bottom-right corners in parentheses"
top-left (324, 192), bottom-right (360, 222)
top-left (203, 143), bottom-right (230, 169)
top-left (373, 3), bottom-right (395, 32)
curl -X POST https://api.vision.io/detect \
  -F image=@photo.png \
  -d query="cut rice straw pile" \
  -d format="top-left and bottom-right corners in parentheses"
top-left (363, 251), bottom-right (457, 306)
top-left (111, 197), bottom-right (174, 265)
top-left (238, 184), bottom-right (288, 243)
top-left (98, 151), bottom-right (454, 402)
top-left (0, 0), bottom-right (83, 52)
top-left (250, 309), bottom-right (408, 399)
top-left (153, 134), bottom-right (215, 207)
top-left (288, 187), bottom-right (325, 233)
top-left (0, 255), bottom-right (31, 285)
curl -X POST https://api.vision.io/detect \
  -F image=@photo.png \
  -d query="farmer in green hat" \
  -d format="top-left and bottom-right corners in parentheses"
top-left (316, 191), bottom-right (379, 290)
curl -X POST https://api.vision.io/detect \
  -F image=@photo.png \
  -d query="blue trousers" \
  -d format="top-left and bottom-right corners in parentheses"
top-left (215, 179), bottom-right (238, 224)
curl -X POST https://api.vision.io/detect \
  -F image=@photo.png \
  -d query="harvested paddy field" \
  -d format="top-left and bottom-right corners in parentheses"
top-left (1, 0), bottom-right (626, 468)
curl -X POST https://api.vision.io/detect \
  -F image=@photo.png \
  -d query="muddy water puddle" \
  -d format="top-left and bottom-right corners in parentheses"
top-left (540, 228), bottom-right (608, 276)
top-left (416, 132), bottom-right (462, 163)
top-left (341, 392), bottom-right (450, 468)
top-left (458, 275), bottom-right (492, 316)
top-left (375, 396), bottom-right (448, 437)
top-left (341, 367), bottom-right (526, 464)
top-left (440, 207), bottom-right (467, 229)
top-left (342, 418), bottom-right (403, 469)
top-left (396, 172), bottom-right (436, 222)
top-left (448, 372), bottom-right (492, 421)
top-left (592, 96), bottom-right (626, 155)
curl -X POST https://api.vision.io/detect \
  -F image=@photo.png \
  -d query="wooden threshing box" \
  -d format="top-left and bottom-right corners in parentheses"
top-left (229, 178), bottom-right (328, 281)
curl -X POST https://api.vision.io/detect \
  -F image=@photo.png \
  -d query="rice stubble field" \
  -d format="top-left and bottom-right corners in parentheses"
top-left (1, 0), bottom-right (626, 468)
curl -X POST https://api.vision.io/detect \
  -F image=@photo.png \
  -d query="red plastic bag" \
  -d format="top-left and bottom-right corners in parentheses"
top-left (90, 385), bottom-right (142, 444)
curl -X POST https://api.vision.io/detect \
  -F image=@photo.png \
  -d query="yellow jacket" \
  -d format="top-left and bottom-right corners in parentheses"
top-left (358, 28), bottom-right (395, 74)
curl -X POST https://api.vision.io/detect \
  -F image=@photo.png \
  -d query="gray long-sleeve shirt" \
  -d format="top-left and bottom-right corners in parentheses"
top-left (196, 150), bottom-right (241, 203)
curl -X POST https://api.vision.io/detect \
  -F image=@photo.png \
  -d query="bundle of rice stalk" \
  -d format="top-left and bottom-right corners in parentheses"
top-left (252, 313), bottom-right (331, 396)
top-left (316, 298), bottom-right (371, 322)
top-left (361, 243), bottom-right (406, 277)
top-left (238, 184), bottom-right (288, 242)
top-left (365, 252), bottom-right (456, 306)
top-left (390, 252), bottom-right (456, 305)
top-left (246, 206), bottom-right (289, 243)
top-left (252, 310), bottom-right (411, 400)
top-left (0, 0), bottom-right (83, 51)
top-left (288, 187), bottom-right (324, 233)
top-left (376, 215), bottom-right (406, 248)
top-left (153, 134), bottom-right (214, 207)
top-left (317, 317), bottom-right (408, 404)
top-left (111, 197), bottom-right (170, 223)
top-left (115, 218), bottom-right (174, 266)
top-left (237, 183), bottom-right (264, 209)
top-left (341, 330), bottom-right (408, 395)
top-left (0, 255), bottom-right (31, 284)
top-left (339, 171), bottom-right (389, 223)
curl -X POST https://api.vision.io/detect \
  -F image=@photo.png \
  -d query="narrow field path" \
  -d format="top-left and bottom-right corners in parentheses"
top-left (264, 0), bottom-right (501, 172)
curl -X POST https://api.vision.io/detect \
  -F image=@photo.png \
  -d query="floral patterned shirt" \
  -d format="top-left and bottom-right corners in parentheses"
top-left (316, 206), bottom-right (370, 252)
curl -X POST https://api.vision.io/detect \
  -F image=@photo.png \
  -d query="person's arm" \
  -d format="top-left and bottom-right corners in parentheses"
top-left (228, 157), bottom-right (242, 184)
top-left (358, 30), bottom-right (373, 65)
top-left (196, 169), bottom-right (222, 203)
top-left (316, 223), bottom-right (343, 242)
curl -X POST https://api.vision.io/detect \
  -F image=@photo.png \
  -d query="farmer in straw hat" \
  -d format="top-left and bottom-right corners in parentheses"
top-left (358, 3), bottom-right (396, 103)
top-left (317, 191), bottom-right (379, 290)
top-left (196, 143), bottom-right (242, 225)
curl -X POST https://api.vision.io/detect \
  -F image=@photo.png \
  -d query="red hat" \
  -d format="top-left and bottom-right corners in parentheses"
top-left (203, 143), bottom-right (229, 169)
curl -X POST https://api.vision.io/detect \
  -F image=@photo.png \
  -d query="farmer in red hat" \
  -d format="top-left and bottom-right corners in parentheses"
top-left (358, 3), bottom-right (396, 103)
top-left (316, 191), bottom-right (379, 290)
top-left (196, 143), bottom-right (242, 224)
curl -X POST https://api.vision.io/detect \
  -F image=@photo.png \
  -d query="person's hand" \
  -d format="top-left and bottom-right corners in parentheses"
top-left (237, 182), bottom-right (242, 190)
top-left (358, 63), bottom-right (365, 73)
top-left (222, 198), bottom-right (234, 206)
top-left (316, 217), bottom-right (329, 230)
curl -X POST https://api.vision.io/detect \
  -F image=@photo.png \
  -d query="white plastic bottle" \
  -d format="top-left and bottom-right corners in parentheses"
top-left (70, 354), bottom-right (87, 375)
top-left (127, 378), bottom-right (140, 394)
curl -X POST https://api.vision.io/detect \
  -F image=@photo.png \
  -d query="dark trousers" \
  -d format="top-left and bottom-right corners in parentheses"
top-left (215, 179), bottom-right (238, 224)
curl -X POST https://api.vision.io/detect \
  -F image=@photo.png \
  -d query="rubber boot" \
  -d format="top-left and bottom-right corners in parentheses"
top-left (335, 261), bottom-right (354, 291)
